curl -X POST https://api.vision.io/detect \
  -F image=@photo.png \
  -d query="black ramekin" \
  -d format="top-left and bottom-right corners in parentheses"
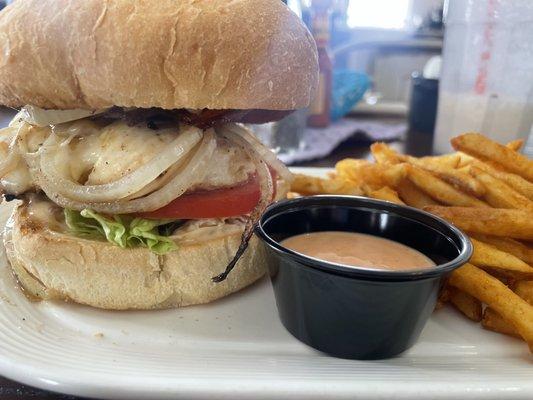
top-left (255, 196), bottom-right (472, 360)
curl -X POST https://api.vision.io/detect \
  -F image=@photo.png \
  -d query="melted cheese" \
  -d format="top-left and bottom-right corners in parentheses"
top-left (0, 119), bottom-right (256, 196)
top-left (0, 125), bottom-right (48, 195)
top-left (1, 160), bottom-right (34, 195)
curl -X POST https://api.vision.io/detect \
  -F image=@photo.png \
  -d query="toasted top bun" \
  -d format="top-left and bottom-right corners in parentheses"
top-left (4, 201), bottom-right (267, 310)
top-left (0, 0), bottom-right (318, 111)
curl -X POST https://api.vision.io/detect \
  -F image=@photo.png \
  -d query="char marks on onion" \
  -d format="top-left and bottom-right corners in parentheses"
top-left (0, 109), bottom-right (293, 281)
top-left (211, 125), bottom-right (275, 283)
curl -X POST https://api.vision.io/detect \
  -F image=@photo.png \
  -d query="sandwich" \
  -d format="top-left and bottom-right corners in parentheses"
top-left (0, 0), bottom-right (318, 309)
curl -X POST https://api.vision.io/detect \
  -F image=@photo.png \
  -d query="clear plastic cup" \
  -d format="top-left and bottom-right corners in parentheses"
top-left (434, 0), bottom-right (533, 153)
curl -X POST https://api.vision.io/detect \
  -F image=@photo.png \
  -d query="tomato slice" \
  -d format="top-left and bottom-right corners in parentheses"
top-left (139, 172), bottom-right (276, 220)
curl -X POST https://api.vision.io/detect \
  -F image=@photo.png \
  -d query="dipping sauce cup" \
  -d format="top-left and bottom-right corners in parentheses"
top-left (256, 196), bottom-right (472, 360)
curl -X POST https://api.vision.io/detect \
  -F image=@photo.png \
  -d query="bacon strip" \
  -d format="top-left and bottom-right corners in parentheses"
top-left (179, 109), bottom-right (293, 129)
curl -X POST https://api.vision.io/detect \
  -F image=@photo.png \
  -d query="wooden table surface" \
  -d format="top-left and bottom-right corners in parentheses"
top-left (0, 108), bottom-right (433, 399)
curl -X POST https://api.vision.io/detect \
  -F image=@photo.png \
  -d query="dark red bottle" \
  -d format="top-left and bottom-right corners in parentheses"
top-left (307, 0), bottom-right (333, 128)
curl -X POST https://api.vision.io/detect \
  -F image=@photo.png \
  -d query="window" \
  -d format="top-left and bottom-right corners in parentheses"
top-left (347, 0), bottom-right (410, 29)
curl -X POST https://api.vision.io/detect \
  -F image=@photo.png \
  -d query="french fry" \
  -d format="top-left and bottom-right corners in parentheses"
top-left (464, 140), bottom-right (526, 175)
top-left (458, 151), bottom-right (509, 172)
top-left (434, 300), bottom-right (446, 310)
top-left (373, 143), bottom-right (486, 197)
top-left (482, 308), bottom-right (520, 338)
top-left (373, 164), bottom-right (408, 188)
top-left (424, 206), bottom-right (533, 240)
top-left (513, 281), bottom-right (533, 305)
top-left (371, 142), bottom-right (404, 164)
top-left (484, 267), bottom-right (533, 282)
top-left (482, 268), bottom-right (517, 286)
top-left (419, 153), bottom-right (461, 169)
top-left (413, 159), bottom-right (486, 197)
top-left (406, 165), bottom-right (488, 207)
top-left (467, 160), bottom-right (533, 200)
top-left (396, 178), bottom-right (440, 208)
top-left (449, 263), bottom-right (533, 351)
top-left (451, 133), bottom-right (533, 181)
top-left (469, 234), bottom-right (533, 265)
top-left (365, 186), bottom-right (405, 205)
top-left (334, 159), bottom-right (368, 184)
top-left (291, 174), bottom-right (363, 196)
top-left (436, 285), bottom-right (451, 309)
top-left (448, 287), bottom-right (482, 322)
top-left (469, 167), bottom-right (533, 211)
top-left (335, 159), bottom-right (406, 189)
top-left (456, 152), bottom-right (476, 168)
top-left (506, 139), bottom-right (524, 152)
top-left (470, 238), bottom-right (533, 275)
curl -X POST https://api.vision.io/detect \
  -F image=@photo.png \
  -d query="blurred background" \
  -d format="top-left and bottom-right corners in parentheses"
top-left (0, 0), bottom-right (532, 165)
top-left (258, 0), bottom-right (533, 165)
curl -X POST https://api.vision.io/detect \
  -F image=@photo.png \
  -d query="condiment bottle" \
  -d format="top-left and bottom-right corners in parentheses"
top-left (307, 0), bottom-right (333, 128)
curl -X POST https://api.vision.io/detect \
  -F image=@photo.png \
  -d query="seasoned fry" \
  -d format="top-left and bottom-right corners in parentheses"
top-left (469, 167), bottom-right (533, 211)
top-left (469, 234), bottom-right (533, 265)
top-left (459, 151), bottom-right (508, 172)
top-left (370, 142), bottom-right (403, 164)
top-left (448, 287), bottom-right (482, 322)
top-left (467, 160), bottom-right (533, 200)
top-left (335, 159), bottom-right (406, 188)
top-left (482, 268), bottom-right (517, 286)
top-left (470, 238), bottom-right (533, 275)
top-left (414, 159), bottom-right (485, 197)
top-left (451, 133), bottom-right (533, 181)
top-left (334, 159), bottom-right (366, 183)
top-left (436, 285), bottom-right (451, 309)
top-left (449, 263), bottom-right (533, 351)
top-left (286, 192), bottom-right (300, 199)
top-left (419, 153), bottom-right (461, 169)
top-left (365, 186), bottom-right (405, 205)
top-left (482, 308), bottom-right (520, 338)
top-left (513, 281), bottom-right (533, 305)
top-left (434, 299), bottom-right (446, 310)
top-left (456, 152), bottom-right (475, 168)
top-left (396, 179), bottom-right (440, 208)
top-left (424, 206), bottom-right (533, 240)
top-left (406, 165), bottom-right (488, 207)
top-left (484, 267), bottom-right (533, 282)
top-left (506, 139), bottom-right (524, 152)
top-left (374, 143), bottom-right (485, 197)
top-left (291, 174), bottom-right (363, 196)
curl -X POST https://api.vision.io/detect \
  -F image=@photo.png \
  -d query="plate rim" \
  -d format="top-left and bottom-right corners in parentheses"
top-left (0, 167), bottom-right (531, 400)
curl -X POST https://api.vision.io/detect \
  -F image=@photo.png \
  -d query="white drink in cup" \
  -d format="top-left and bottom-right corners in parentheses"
top-left (434, 0), bottom-right (533, 154)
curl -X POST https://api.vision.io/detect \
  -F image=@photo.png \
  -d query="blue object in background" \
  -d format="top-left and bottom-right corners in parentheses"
top-left (331, 70), bottom-right (369, 121)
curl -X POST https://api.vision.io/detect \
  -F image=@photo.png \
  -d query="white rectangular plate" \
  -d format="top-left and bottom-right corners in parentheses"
top-left (0, 167), bottom-right (531, 400)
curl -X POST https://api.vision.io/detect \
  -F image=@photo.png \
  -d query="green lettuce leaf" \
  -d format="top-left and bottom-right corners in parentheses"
top-left (64, 209), bottom-right (178, 255)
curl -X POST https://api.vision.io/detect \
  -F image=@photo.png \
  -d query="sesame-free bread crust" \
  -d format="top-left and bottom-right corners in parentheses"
top-left (0, 0), bottom-right (318, 111)
top-left (4, 203), bottom-right (266, 310)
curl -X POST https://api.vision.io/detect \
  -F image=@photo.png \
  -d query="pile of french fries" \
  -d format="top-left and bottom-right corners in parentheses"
top-left (291, 133), bottom-right (533, 352)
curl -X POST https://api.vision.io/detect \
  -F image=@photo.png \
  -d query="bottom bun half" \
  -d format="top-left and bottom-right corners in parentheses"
top-left (4, 203), bottom-right (266, 310)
